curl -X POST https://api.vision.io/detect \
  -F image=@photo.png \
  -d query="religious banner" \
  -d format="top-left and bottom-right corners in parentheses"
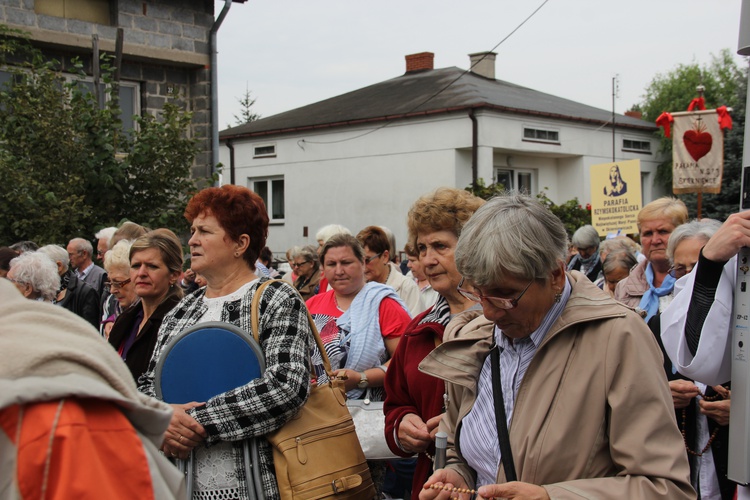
top-left (656, 103), bottom-right (733, 195)
top-left (590, 159), bottom-right (642, 237)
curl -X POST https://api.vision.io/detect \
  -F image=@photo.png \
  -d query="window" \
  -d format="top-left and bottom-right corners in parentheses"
top-left (253, 144), bottom-right (276, 158)
top-left (35, 0), bottom-right (111, 25)
top-left (250, 177), bottom-right (285, 222)
top-left (0, 69), bottom-right (139, 133)
top-left (523, 127), bottom-right (559, 143)
top-left (73, 78), bottom-right (140, 133)
top-left (495, 169), bottom-right (536, 194)
top-left (622, 138), bottom-right (651, 153)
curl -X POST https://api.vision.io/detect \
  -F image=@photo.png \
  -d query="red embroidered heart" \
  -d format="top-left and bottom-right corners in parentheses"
top-left (683, 130), bottom-right (712, 161)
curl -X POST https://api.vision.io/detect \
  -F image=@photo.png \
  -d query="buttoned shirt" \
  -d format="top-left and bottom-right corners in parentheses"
top-left (460, 278), bottom-right (572, 487)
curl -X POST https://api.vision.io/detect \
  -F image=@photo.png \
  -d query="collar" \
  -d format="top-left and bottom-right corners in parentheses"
top-left (496, 276), bottom-right (572, 350)
top-left (77, 261), bottom-right (93, 278)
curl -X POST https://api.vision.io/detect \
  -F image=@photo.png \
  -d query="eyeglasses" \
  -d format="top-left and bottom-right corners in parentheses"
top-left (364, 253), bottom-right (383, 264)
top-left (456, 277), bottom-right (534, 310)
top-left (291, 261), bottom-right (310, 268)
top-left (668, 263), bottom-right (695, 279)
top-left (104, 278), bottom-right (131, 289)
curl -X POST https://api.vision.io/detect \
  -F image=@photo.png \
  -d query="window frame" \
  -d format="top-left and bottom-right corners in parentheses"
top-left (253, 143), bottom-right (277, 159)
top-left (622, 137), bottom-right (652, 154)
top-left (522, 126), bottom-right (560, 145)
top-left (249, 176), bottom-right (285, 224)
top-left (494, 168), bottom-right (536, 194)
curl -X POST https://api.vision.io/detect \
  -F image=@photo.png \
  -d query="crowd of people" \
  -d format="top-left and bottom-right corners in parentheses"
top-left (2, 184), bottom-right (747, 500)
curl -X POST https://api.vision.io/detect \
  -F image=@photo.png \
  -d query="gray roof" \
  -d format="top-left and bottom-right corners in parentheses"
top-left (220, 67), bottom-right (655, 140)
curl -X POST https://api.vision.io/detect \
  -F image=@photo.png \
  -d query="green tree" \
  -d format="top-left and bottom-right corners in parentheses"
top-left (638, 49), bottom-right (745, 220)
top-left (465, 180), bottom-right (591, 238)
top-left (0, 26), bottom-right (202, 244)
top-left (232, 84), bottom-right (261, 126)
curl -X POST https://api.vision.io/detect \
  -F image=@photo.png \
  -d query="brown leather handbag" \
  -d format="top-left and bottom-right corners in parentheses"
top-left (251, 280), bottom-right (375, 499)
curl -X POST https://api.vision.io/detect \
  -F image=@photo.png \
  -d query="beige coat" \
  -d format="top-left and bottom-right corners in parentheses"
top-left (420, 272), bottom-right (694, 499)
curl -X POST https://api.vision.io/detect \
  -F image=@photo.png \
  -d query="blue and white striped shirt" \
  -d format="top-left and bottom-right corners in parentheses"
top-left (460, 277), bottom-right (572, 487)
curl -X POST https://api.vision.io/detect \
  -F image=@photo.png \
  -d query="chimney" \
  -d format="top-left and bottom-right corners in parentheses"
top-left (405, 52), bottom-right (434, 73)
top-left (624, 110), bottom-right (643, 120)
top-left (468, 52), bottom-right (496, 79)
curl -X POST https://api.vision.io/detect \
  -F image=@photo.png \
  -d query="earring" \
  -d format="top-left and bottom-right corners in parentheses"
top-left (554, 290), bottom-right (562, 303)
top-left (235, 252), bottom-right (240, 257)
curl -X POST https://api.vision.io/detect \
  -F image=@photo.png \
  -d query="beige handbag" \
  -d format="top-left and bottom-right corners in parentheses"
top-left (251, 280), bottom-right (376, 499)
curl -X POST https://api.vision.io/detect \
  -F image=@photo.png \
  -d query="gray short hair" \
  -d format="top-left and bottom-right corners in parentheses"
top-left (315, 224), bottom-right (351, 244)
top-left (291, 245), bottom-right (319, 265)
top-left (69, 237), bottom-right (93, 257)
top-left (571, 225), bottom-right (600, 249)
top-left (10, 252), bottom-right (61, 301)
top-left (95, 226), bottom-right (117, 244)
top-left (455, 192), bottom-right (568, 287)
top-left (667, 219), bottom-right (722, 263)
top-left (599, 237), bottom-right (639, 258)
top-left (37, 245), bottom-right (69, 273)
top-left (104, 239), bottom-right (133, 275)
top-left (602, 250), bottom-right (637, 276)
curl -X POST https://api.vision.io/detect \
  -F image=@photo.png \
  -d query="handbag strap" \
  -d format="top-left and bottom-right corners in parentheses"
top-left (490, 341), bottom-right (517, 482)
top-left (250, 279), bottom-right (336, 378)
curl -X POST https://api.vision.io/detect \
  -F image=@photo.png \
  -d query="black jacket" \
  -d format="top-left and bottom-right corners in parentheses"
top-left (58, 274), bottom-right (101, 328)
top-left (567, 254), bottom-right (603, 283)
top-left (108, 294), bottom-right (181, 383)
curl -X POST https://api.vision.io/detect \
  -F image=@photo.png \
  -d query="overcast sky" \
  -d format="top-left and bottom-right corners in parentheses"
top-left (215, 0), bottom-right (747, 129)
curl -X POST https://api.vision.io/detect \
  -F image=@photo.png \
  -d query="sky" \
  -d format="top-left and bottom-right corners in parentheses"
top-left (215, 0), bottom-right (747, 129)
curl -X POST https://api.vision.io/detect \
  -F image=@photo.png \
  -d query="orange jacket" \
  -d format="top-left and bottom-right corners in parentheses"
top-left (1, 398), bottom-right (156, 500)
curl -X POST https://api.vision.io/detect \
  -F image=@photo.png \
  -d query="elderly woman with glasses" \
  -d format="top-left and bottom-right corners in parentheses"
top-left (646, 219), bottom-right (732, 499)
top-left (100, 240), bottom-right (138, 337)
top-left (419, 193), bottom-right (693, 500)
top-left (290, 244), bottom-right (321, 300)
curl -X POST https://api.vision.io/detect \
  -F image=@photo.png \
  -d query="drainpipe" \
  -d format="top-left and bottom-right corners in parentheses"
top-left (227, 139), bottom-right (235, 185)
top-left (469, 109), bottom-right (478, 189)
top-left (210, 0), bottom-right (233, 181)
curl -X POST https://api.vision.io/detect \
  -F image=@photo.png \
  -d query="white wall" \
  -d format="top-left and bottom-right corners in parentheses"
top-left (220, 110), bottom-right (665, 254)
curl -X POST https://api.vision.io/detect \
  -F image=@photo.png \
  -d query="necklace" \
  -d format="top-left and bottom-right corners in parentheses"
top-left (681, 387), bottom-right (724, 457)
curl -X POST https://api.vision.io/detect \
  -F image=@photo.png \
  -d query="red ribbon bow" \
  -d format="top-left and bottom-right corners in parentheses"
top-left (656, 112), bottom-right (674, 138)
top-left (716, 105), bottom-right (733, 131)
top-left (687, 97), bottom-right (706, 111)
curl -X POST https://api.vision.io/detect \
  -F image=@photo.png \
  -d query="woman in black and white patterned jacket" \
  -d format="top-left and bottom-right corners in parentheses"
top-left (139, 185), bottom-right (313, 500)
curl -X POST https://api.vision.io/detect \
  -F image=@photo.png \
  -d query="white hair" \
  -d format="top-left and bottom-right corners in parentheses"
top-left (667, 219), bottom-right (722, 263)
top-left (95, 227), bottom-right (117, 244)
top-left (103, 239), bottom-right (133, 275)
top-left (37, 245), bottom-right (69, 273)
top-left (10, 252), bottom-right (61, 301)
top-left (315, 224), bottom-right (351, 244)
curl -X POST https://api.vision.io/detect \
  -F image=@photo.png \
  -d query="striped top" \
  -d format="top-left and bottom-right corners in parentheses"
top-left (460, 278), bottom-right (572, 488)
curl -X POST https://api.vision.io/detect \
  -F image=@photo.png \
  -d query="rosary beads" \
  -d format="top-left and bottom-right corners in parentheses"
top-left (428, 484), bottom-right (488, 498)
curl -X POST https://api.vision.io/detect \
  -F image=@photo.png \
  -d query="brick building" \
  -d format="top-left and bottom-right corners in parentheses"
top-left (1, 0), bottom-right (245, 178)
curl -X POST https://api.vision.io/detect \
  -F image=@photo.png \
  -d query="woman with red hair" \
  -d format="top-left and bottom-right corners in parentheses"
top-left (139, 185), bottom-right (314, 500)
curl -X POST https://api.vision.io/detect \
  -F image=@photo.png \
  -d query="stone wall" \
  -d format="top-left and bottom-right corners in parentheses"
top-left (0, 0), bottom-right (216, 179)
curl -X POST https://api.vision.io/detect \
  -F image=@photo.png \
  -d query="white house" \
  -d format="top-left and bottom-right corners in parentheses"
top-left (219, 51), bottom-right (664, 255)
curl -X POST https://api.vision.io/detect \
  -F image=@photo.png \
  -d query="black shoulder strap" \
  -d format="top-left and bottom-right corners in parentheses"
top-left (490, 342), bottom-right (517, 482)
